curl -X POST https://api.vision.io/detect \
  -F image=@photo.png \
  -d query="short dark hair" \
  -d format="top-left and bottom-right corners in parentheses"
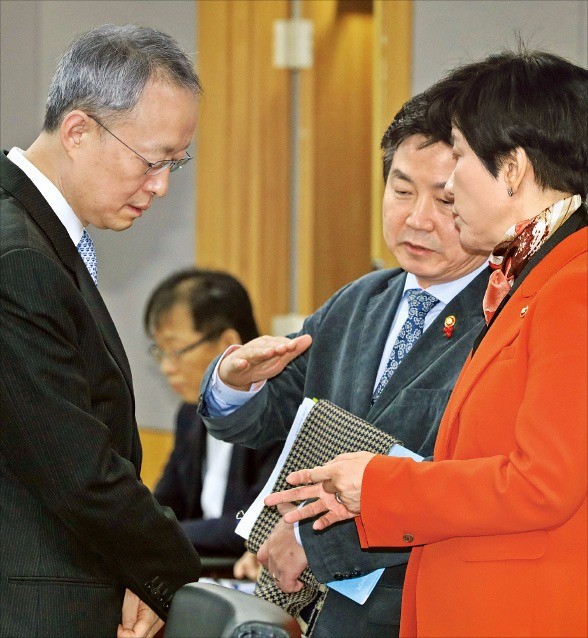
top-left (144, 269), bottom-right (259, 344)
top-left (380, 93), bottom-right (445, 183)
top-left (381, 58), bottom-right (499, 183)
top-left (44, 24), bottom-right (202, 131)
top-left (450, 49), bottom-right (588, 199)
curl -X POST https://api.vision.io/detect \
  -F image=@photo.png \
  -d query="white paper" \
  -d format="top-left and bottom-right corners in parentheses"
top-left (235, 398), bottom-right (317, 540)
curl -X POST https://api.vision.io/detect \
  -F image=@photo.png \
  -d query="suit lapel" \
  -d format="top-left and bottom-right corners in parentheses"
top-left (1, 153), bottom-right (133, 393)
top-left (367, 268), bottom-right (489, 423)
top-left (349, 272), bottom-right (406, 418)
top-left (185, 410), bottom-right (206, 517)
top-left (438, 226), bottom-right (587, 459)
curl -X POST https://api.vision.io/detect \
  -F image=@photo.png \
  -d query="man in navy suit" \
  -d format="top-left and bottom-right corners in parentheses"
top-left (199, 89), bottom-right (491, 636)
top-left (1, 25), bottom-right (202, 638)
top-left (144, 269), bottom-right (281, 558)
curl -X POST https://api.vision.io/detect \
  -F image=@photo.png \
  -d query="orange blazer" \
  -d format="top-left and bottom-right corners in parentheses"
top-left (356, 227), bottom-right (587, 637)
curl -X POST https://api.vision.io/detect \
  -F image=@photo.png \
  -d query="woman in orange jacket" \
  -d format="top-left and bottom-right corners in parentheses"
top-left (267, 49), bottom-right (587, 637)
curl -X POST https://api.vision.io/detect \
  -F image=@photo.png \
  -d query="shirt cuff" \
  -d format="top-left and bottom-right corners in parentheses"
top-left (293, 521), bottom-right (302, 546)
top-left (204, 345), bottom-right (266, 417)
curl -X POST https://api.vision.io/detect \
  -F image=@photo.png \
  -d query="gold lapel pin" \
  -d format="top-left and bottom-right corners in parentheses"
top-left (443, 315), bottom-right (456, 338)
top-left (520, 306), bottom-right (529, 317)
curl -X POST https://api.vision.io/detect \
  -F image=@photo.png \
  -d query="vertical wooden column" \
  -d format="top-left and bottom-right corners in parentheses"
top-left (298, 0), bottom-right (374, 313)
top-left (196, 0), bottom-right (411, 327)
top-left (371, 0), bottom-right (412, 268)
top-left (196, 0), bottom-right (291, 333)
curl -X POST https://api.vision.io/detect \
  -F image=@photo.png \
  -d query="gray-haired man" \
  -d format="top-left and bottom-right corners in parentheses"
top-left (1, 25), bottom-right (201, 637)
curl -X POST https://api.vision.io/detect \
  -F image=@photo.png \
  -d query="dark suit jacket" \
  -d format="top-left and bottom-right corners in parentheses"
top-left (200, 265), bottom-right (489, 637)
top-left (0, 151), bottom-right (201, 638)
top-left (154, 403), bottom-right (282, 556)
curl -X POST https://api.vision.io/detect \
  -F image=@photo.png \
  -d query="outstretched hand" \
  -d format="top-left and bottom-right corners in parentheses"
top-left (264, 452), bottom-right (375, 530)
top-left (218, 334), bottom-right (312, 391)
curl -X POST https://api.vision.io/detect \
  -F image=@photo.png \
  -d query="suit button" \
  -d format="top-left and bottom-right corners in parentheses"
top-left (349, 571), bottom-right (360, 578)
top-left (333, 573), bottom-right (344, 580)
top-left (402, 533), bottom-right (414, 543)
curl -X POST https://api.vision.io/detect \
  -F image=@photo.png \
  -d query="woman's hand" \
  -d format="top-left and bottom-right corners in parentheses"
top-left (264, 452), bottom-right (375, 530)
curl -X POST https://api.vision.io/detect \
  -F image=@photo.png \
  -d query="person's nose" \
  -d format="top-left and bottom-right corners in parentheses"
top-left (144, 169), bottom-right (170, 198)
top-left (159, 354), bottom-right (177, 376)
top-left (406, 196), bottom-right (434, 231)
top-left (445, 171), bottom-right (455, 201)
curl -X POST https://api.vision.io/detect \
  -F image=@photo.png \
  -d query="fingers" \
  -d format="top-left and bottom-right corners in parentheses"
top-left (312, 510), bottom-right (353, 531)
top-left (117, 617), bottom-right (160, 638)
top-left (277, 575), bottom-right (304, 593)
top-left (282, 499), bottom-right (327, 523)
top-left (276, 501), bottom-right (296, 516)
top-left (286, 466), bottom-right (336, 488)
top-left (220, 334), bottom-right (312, 388)
top-left (283, 468), bottom-right (315, 486)
top-left (120, 589), bottom-right (139, 631)
top-left (264, 484), bottom-right (320, 507)
top-left (233, 551), bottom-right (260, 580)
top-left (230, 335), bottom-right (312, 368)
top-left (257, 539), bottom-right (269, 566)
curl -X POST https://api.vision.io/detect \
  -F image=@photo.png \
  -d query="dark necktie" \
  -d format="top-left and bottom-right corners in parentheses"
top-left (76, 229), bottom-right (98, 286)
top-left (372, 289), bottom-right (438, 402)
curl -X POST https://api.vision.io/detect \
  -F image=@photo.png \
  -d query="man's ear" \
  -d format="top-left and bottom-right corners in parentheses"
top-left (502, 147), bottom-right (529, 196)
top-left (59, 110), bottom-right (91, 156)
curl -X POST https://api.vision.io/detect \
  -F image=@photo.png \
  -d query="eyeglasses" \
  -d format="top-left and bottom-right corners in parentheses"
top-left (88, 115), bottom-right (192, 175)
top-left (148, 331), bottom-right (222, 364)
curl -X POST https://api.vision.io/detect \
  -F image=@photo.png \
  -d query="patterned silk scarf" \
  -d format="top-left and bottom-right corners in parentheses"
top-left (483, 194), bottom-right (583, 324)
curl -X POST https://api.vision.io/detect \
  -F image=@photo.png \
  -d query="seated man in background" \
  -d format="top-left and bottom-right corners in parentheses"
top-left (144, 268), bottom-right (282, 560)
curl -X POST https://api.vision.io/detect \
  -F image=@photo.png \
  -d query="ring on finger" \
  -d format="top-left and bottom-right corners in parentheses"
top-left (335, 492), bottom-right (344, 504)
top-left (272, 572), bottom-right (280, 582)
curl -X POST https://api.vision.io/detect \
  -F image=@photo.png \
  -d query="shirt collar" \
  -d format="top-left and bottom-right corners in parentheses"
top-left (403, 260), bottom-right (488, 306)
top-left (7, 147), bottom-right (84, 246)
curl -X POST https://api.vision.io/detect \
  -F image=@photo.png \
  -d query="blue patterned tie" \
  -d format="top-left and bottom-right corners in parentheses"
top-left (76, 229), bottom-right (98, 286)
top-left (372, 289), bottom-right (439, 402)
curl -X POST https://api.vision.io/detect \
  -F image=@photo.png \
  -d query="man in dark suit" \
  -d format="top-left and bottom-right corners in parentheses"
top-left (144, 269), bottom-right (282, 558)
top-left (198, 90), bottom-right (491, 636)
top-left (0, 25), bottom-right (202, 638)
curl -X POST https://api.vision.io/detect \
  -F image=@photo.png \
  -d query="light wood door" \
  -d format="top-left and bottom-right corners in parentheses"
top-left (196, 0), bottom-right (412, 327)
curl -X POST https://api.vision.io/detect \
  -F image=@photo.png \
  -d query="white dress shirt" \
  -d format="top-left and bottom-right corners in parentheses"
top-left (7, 147), bottom-right (84, 246)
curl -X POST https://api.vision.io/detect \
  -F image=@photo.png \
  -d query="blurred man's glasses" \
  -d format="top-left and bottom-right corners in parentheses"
top-left (88, 115), bottom-right (192, 175)
top-left (148, 330), bottom-right (223, 364)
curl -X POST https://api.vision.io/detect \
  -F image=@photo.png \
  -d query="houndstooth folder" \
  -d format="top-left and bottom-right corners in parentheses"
top-left (248, 399), bottom-right (400, 628)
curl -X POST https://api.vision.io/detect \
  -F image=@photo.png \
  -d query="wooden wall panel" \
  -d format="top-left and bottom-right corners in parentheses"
top-left (196, 0), bottom-right (291, 334)
top-left (139, 427), bottom-right (174, 490)
top-left (371, 0), bottom-right (412, 267)
top-left (302, 0), bottom-right (373, 311)
top-left (196, 0), bottom-right (411, 324)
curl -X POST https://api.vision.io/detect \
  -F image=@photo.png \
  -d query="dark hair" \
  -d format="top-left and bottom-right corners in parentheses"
top-left (450, 49), bottom-right (588, 199)
top-left (380, 57), bottom-right (502, 183)
top-left (44, 24), bottom-right (202, 131)
top-left (381, 93), bottom-right (445, 183)
top-left (144, 269), bottom-right (259, 344)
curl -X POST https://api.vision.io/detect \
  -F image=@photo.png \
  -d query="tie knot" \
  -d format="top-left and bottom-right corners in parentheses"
top-left (406, 289), bottom-right (438, 315)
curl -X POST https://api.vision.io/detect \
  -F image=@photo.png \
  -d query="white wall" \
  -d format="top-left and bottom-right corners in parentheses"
top-left (0, 0), bottom-right (197, 430)
top-left (413, 0), bottom-right (587, 93)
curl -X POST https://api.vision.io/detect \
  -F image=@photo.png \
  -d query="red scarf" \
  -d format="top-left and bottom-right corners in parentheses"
top-left (483, 195), bottom-right (582, 324)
